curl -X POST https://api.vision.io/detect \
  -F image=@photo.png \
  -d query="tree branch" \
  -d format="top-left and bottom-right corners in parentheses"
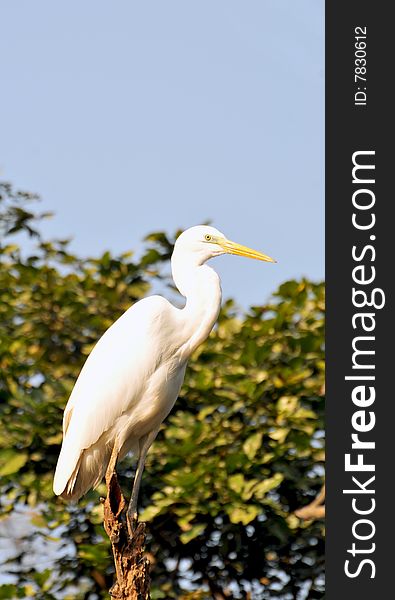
top-left (295, 485), bottom-right (325, 521)
top-left (102, 472), bottom-right (151, 599)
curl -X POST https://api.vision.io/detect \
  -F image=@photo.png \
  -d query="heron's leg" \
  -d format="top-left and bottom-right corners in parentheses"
top-left (127, 430), bottom-right (157, 534)
top-left (105, 438), bottom-right (120, 485)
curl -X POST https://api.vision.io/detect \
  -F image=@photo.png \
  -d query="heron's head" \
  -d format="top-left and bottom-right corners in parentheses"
top-left (174, 225), bottom-right (276, 265)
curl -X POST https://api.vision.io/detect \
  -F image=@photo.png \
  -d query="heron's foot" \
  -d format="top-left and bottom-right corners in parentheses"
top-left (126, 507), bottom-right (139, 537)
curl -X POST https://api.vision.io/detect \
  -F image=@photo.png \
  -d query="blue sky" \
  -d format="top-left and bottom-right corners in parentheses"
top-left (1, 1), bottom-right (324, 307)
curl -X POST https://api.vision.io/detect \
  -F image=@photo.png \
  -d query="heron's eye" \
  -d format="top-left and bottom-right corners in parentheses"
top-left (204, 234), bottom-right (212, 242)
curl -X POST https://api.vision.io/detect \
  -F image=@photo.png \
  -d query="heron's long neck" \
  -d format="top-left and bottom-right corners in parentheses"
top-left (171, 256), bottom-right (222, 359)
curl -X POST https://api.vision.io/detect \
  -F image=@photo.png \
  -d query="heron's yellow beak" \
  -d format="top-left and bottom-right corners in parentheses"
top-left (219, 239), bottom-right (276, 263)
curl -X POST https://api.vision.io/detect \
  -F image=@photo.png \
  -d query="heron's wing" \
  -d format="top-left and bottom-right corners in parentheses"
top-left (53, 295), bottom-right (176, 494)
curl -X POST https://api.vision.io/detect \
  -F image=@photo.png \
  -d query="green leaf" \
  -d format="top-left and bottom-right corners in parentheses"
top-left (137, 504), bottom-right (163, 522)
top-left (180, 524), bottom-right (206, 544)
top-left (243, 432), bottom-right (263, 460)
top-left (228, 505), bottom-right (261, 525)
top-left (78, 543), bottom-right (109, 568)
top-left (33, 568), bottom-right (51, 588)
top-left (0, 585), bottom-right (18, 599)
top-left (0, 451), bottom-right (28, 476)
top-left (269, 428), bottom-right (290, 443)
top-left (253, 473), bottom-right (284, 499)
top-left (277, 396), bottom-right (298, 416)
top-left (228, 473), bottom-right (245, 494)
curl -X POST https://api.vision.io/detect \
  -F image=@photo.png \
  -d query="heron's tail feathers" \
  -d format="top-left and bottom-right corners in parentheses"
top-left (53, 436), bottom-right (111, 501)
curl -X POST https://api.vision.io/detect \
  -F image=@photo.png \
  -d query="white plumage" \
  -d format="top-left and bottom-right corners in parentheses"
top-left (53, 225), bottom-right (275, 516)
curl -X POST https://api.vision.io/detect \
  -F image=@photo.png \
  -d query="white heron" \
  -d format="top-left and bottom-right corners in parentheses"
top-left (53, 225), bottom-right (275, 529)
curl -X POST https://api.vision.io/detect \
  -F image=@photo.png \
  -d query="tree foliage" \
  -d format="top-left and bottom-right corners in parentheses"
top-left (0, 182), bottom-right (325, 599)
